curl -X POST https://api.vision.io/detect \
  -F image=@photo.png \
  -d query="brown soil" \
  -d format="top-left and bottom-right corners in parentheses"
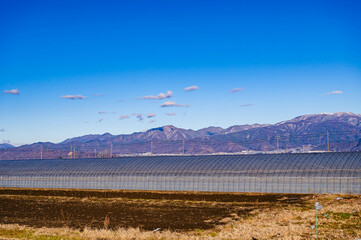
top-left (0, 188), bottom-right (309, 231)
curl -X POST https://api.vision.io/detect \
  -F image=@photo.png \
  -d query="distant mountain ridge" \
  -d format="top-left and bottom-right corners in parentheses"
top-left (0, 143), bottom-right (14, 150)
top-left (60, 123), bottom-right (270, 145)
top-left (1, 112), bottom-right (360, 160)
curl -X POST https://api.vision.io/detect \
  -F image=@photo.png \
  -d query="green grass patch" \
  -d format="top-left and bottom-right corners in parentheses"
top-left (208, 232), bottom-right (218, 237)
top-left (0, 227), bottom-right (81, 240)
top-left (0, 227), bottom-right (35, 239)
top-left (325, 211), bottom-right (353, 220)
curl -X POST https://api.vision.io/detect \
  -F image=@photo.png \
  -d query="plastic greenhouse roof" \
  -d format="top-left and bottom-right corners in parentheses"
top-left (0, 152), bottom-right (360, 178)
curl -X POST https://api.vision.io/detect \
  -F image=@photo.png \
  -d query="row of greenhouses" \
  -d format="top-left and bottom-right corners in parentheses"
top-left (0, 152), bottom-right (360, 194)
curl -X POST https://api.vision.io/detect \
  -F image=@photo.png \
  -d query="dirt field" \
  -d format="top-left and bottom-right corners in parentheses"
top-left (0, 188), bottom-right (305, 231)
top-left (0, 188), bottom-right (360, 239)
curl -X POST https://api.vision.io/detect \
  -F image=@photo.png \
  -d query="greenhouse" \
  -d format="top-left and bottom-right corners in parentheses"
top-left (0, 152), bottom-right (360, 194)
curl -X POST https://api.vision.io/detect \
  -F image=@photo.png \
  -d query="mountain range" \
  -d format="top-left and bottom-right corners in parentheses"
top-left (0, 143), bottom-right (14, 150)
top-left (1, 112), bottom-right (360, 160)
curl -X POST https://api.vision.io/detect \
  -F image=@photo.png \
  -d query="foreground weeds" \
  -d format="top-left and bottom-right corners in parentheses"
top-left (0, 193), bottom-right (360, 239)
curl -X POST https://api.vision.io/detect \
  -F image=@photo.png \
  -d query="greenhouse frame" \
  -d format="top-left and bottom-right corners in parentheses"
top-left (0, 152), bottom-right (360, 194)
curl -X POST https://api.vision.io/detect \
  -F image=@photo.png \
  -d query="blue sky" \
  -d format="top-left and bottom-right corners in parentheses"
top-left (0, 0), bottom-right (360, 146)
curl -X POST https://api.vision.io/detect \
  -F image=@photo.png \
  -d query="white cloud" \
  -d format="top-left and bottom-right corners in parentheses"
top-left (166, 113), bottom-right (176, 116)
top-left (1, 139), bottom-right (10, 144)
top-left (184, 85), bottom-right (199, 92)
top-left (119, 115), bottom-right (129, 120)
top-left (239, 104), bottom-right (254, 107)
top-left (98, 111), bottom-right (106, 114)
top-left (139, 90), bottom-right (173, 100)
top-left (3, 89), bottom-right (20, 95)
top-left (229, 87), bottom-right (244, 93)
top-left (61, 94), bottom-right (87, 100)
top-left (92, 94), bottom-right (104, 97)
top-left (326, 90), bottom-right (343, 95)
top-left (0, 129), bottom-right (5, 132)
top-left (149, 120), bottom-right (156, 123)
top-left (161, 101), bottom-right (183, 107)
top-left (147, 113), bottom-right (156, 118)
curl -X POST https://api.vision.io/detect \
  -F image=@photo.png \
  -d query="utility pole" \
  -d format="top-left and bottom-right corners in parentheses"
top-left (73, 147), bottom-right (75, 159)
top-left (40, 145), bottom-right (43, 159)
top-left (95, 148), bottom-right (96, 158)
top-left (276, 135), bottom-right (279, 153)
top-left (327, 131), bottom-right (329, 152)
top-left (151, 140), bottom-right (153, 155)
top-left (286, 144), bottom-right (288, 153)
top-left (182, 139), bottom-right (185, 155)
top-left (70, 145), bottom-right (72, 159)
top-left (110, 143), bottom-right (113, 158)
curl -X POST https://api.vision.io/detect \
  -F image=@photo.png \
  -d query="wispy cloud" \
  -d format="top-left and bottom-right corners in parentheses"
top-left (132, 113), bottom-right (144, 121)
top-left (98, 111), bottom-right (116, 115)
top-left (161, 101), bottom-right (183, 107)
top-left (92, 94), bottom-right (104, 97)
top-left (166, 113), bottom-right (176, 116)
top-left (229, 87), bottom-right (244, 93)
top-left (184, 85), bottom-right (199, 92)
top-left (98, 118), bottom-right (103, 123)
top-left (239, 104), bottom-right (254, 107)
top-left (147, 113), bottom-right (156, 118)
top-left (0, 129), bottom-right (5, 132)
top-left (1, 139), bottom-right (10, 144)
top-left (325, 90), bottom-right (343, 95)
top-left (119, 115), bottom-right (129, 120)
top-left (61, 94), bottom-right (87, 100)
top-left (139, 90), bottom-right (173, 100)
top-left (3, 89), bottom-right (20, 95)
top-left (149, 120), bottom-right (156, 123)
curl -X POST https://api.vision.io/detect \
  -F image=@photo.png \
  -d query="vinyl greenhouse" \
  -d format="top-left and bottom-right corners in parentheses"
top-left (0, 152), bottom-right (360, 194)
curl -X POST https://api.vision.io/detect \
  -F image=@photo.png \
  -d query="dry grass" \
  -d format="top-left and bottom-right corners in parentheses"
top-left (0, 194), bottom-right (360, 240)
